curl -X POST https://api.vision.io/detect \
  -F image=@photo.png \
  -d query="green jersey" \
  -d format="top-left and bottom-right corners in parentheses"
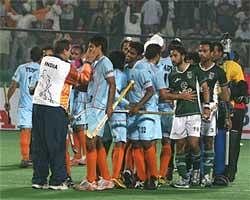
top-left (168, 64), bottom-right (207, 117)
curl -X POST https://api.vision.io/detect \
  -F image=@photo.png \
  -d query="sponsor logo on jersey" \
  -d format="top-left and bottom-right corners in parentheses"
top-left (209, 72), bottom-right (215, 80)
top-left (187, 71), bottom-right (193, 79)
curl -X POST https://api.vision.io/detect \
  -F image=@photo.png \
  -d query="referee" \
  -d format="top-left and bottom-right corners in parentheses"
top-left (31, 39), bottom-right (94, 190)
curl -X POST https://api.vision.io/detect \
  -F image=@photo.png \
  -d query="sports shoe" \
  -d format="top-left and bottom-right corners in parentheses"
top-left (144, 177), bottom-right (158, 190)
top-left (32, 183), bottom-right (49, 189)
top-left (20, 160), bottom-right (32, 168)
top-left (49, 182), bottom-right (68, 190)
top-left (74, 180), bottom-right (97, 191)
top-left (112, 177), bottom-right (126, 189)
top-left (173, 177), bottom-right (190, 189)
top-left (191, 170), bottom-right (200, 186)
top-left (122, 169), bottom-right (136, 188)
top-left (96, 179), bottom-right (114, 190)
top-left (201, 174), bottom-right (212, 187)
top-left (134, 180), bottom-right (144, 189)
top-left (158, 176), bottom-right (166, 186)
top-left (65, 176), bottom-right (74, 187)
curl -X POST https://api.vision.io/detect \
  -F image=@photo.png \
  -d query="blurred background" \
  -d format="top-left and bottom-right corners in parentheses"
top-left (0, 0), bottom-right (250, 85)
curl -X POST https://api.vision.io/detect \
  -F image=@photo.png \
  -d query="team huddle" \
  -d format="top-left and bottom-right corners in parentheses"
top-left (5, 34), bottom-right (246, 191)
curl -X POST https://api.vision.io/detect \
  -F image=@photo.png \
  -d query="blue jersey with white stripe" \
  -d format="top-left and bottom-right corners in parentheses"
top-left (12, 62), bottom-right (40, 110)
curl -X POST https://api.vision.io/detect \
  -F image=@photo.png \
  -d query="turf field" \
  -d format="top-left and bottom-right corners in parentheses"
top-left (0, 131), bottom-right (249, 200)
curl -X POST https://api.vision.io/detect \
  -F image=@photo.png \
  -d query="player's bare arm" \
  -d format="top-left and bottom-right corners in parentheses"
top-left (201, 81), bottom-right (211, 119)
top-left (159, 88), bottom-right (197, 102)
top-left (4, 80), bottom-right (18, 111)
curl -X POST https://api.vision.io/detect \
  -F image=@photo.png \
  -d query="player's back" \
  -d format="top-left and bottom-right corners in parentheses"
top-left (13, 62), bottom-right (40, 109)
top-left (127, 59), bottom-right (157, 111)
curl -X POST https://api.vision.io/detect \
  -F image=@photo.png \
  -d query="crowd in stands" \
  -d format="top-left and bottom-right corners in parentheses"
top-left (0, 0), bottom-right (250, 72)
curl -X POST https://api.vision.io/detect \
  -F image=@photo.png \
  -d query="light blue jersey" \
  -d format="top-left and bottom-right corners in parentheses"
top-left (87, 56), bottom-right (114, 109)
top-left (71, 88), bottom-right (87, 126)
top-left (110, 69), bottom-right (127, 142)
top-left (12, 62), bottom-right (40, 128)
top-left (126, 59), bottom-right (161, 141)
top-left (87, 56), bottom-right (114, 137)
top-left (126, 60), bottom-right (154, 111)
top-left (114, 69), bottom-right (128, 109)
top-left (157, 57), bottom-right (174, 137)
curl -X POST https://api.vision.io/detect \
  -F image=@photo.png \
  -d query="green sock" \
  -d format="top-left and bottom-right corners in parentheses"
top-left (192, 152), bottom-right (201, 170)
top-left (176, 154), bottom-right (187, 178)
top-left (204, 150), bottom-right (214, 175)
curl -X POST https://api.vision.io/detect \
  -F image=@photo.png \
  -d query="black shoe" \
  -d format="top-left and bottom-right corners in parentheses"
top-left (66, 176), bottom-right (74, 187)
top-left (144, 177), bottom-right (158, 190)
top-left (122, 169), bottom-right (136, 188)
top-left (20, 160), bottom-right (32, 168)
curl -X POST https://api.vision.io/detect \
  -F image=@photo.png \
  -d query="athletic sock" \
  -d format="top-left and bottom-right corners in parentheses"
top-left (192, 152), bottom-right (201, 170)
top-left (86, 149), bottom-right (97, 182)
top-left (112, 145), bottom-right (125, 178)
top-left (175, 153), bottom-right (188, 178)
top-left (73, 133), bottom-right (81, 159)
top-left (204, 150), bottom-right (214, 175)
top-left (124, 144), bottom-right (134, 171)
top-left (133, 147), bottom-right (146, 181)
top-left (20, 129), bottom-right (31, 160)
top-left (144, 145), bottom-right (158, 179)
top-left (97, 147), bottom-right (111, 180)
top-left (159, 143), bottom-right (172, 177)
top-left (78, 130), bottom-right (86, 157)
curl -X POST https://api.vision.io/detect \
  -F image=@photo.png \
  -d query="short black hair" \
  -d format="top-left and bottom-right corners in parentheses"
top-left (200, 41), bottom-right (213, 51)
top-left (171, 45), bottom-right (187, 56)
top-left (109, 50), bottom-right (125, 71)
top-left (30, 46), bottom-right (43, 62)
top-left (212, 42), bottom-right (224, 53)
top-left (120, 38), bottom-right (132, 50)
top-left (54, 39), bottom-right (71, 54)
top-left (90, 35), bottom-right (108, 55)
top-left (168, 39), bottom-right (183, 53)
top-left (145, 44), bottom-right (161, 60)
top-left (129, 41), bottom-right (144, 56)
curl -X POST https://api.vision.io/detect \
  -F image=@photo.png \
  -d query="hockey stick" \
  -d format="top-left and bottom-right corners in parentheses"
top-left (3, 84), bottom-right (11, 124)
top-left (68, 125), bottom-right (78, 153)
top-left (113, 110), bottom-right (174, 115)
top-left (225, 129), bottom-right (230, 165)
top-left (86, 80), bottom-right (135, 138)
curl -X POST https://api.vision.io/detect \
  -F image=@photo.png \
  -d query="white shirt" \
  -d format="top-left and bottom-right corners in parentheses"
top-left (33, 56), bottom-right (71, 108)
top-left (124, 6), bottom-right (141, 41)
top-left (141, 0), bottom-right (163, 25)
top-left (9, 13), bottom-right (36, 38)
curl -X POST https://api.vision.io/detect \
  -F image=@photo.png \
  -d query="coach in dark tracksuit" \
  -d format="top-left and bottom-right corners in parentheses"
top-left (31, 39), bottom-right (93, 190)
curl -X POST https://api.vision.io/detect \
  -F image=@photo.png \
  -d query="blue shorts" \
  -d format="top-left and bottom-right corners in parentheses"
top-left (110, 112), bottom-right (127, 143)
top-left (128, 114), bottom-right (156, 141)
top-left (18, 107), bottom-right (32, 128)
top-left (72, 110), bottom-right (87, 127)
top-left (158, 103), bottom-right (173, 138)
top-left (86, 107), bottom-right (106, 137)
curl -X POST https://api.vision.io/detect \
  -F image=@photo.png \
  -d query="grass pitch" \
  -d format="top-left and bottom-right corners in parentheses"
top-left (0, 131), bottom-right (250, 200)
